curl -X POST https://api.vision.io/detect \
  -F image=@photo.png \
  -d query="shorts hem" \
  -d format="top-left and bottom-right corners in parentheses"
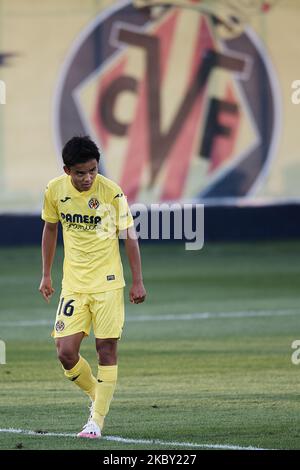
top-left (51, 329), bottom-right (90, 339)
top-left (94, 335), bottom-right (121, 340)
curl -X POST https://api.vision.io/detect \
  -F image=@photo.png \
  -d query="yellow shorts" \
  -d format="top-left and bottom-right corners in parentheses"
top-left (52, 288), bottom-right (124, 339)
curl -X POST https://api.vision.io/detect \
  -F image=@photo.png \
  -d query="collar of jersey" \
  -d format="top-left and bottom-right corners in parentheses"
top-left (67, 175), bottom-right (97, 196)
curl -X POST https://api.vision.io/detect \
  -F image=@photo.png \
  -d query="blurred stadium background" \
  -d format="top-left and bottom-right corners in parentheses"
top-left (0, 0), bottom-right (299, 450)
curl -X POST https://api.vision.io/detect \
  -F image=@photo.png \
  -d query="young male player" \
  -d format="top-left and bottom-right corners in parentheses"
top-left (39, 135), bottom-right (146, 438)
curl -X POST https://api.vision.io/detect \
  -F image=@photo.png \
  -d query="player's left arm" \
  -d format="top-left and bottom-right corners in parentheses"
top-left (122, 226), bottom-right (146, 304)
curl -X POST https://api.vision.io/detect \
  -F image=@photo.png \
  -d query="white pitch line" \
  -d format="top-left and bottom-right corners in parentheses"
top-left (0, 309), bottom-right (298, 327)
top-left (0, 319), bottom-right (53, 327)
top-left (126, 309), bottom-right (298, 322)
top-left (0, 428), bottom-right (269, 450)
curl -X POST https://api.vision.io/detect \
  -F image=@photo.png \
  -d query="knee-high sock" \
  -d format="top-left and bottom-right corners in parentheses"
top-left (63, 356), bottom-right (97, 402)
top-left (92, 365), bottom-right (118, 430)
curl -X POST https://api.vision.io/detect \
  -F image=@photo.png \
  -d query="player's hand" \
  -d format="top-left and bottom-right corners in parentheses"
top-left (129, 281), bottom-right (146, 304)
top-left (39, 276), bottom-right (55, 303)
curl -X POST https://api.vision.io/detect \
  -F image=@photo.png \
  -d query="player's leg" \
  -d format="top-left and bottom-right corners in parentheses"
top-left (56, 331), bottom-right (84, 369)
top-left (78, 288), bottom-right (124, 436)
top-left (56, 333), bottom-right (97, 401)
top-left (53, 292), bottom-right (97, 402)
top-left (92, 338), bottom-right (119, 430)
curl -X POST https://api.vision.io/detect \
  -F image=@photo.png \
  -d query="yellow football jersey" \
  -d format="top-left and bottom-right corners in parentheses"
top-left (42, 174), bottom-right (134, 293)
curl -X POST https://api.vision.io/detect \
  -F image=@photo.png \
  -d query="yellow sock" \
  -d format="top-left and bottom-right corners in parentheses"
top-left (92, 365), bottom-right (118, 430)
top-left (63, 356), bottom-right (97, 401)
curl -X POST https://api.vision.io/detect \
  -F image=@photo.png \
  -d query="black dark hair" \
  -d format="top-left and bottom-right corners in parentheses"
top-left (62, 135), bottom-right (100, 167)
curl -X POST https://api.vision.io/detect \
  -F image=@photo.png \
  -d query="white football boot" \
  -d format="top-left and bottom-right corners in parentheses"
top-left (77, 419), bottom-right (101, 439)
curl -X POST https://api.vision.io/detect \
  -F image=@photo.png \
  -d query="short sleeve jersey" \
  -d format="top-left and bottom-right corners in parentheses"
top-left (42, 174), bottom-right (134, 293)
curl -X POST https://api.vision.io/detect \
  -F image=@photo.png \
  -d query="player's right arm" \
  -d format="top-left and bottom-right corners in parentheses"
top-left (39, 221), bottom-right (58, 303)
top-left (40, 182), bottom-right (59, 302)
top-left (39, 221), bottom-right (58, 302)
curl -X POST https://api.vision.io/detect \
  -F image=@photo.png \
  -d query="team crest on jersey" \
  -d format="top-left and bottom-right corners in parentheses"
top-left (55, 320), bottom-right (65, 332)
top-left (55, 0), bottom-right (280, 202)
top-left (88, 198), bottom-right (100, 209)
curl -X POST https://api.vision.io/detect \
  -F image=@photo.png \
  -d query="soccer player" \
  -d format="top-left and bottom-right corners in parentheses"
top-left (39, 136), bottom-right (146, 438)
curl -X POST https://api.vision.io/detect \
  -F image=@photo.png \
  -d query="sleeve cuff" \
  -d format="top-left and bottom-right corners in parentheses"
top-left (41, 215), bottom-right (59, 223)
top-left (118, 220), bottom-right (134, 231)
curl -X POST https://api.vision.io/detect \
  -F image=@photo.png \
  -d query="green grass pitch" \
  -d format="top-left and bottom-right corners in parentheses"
top-left (0, 241), bottom-right (299, 450)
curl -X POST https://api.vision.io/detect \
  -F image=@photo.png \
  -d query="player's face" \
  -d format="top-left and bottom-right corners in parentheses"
top-left (64, 159), bottom-right (98, 192)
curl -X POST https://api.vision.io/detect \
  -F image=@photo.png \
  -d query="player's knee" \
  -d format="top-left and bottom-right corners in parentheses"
top-left (57, 349), bottom-right (79, 369)
top-left (98, 351), bottom-right (117, 365)
top-left (96, 339), bottom-right (117, 365)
